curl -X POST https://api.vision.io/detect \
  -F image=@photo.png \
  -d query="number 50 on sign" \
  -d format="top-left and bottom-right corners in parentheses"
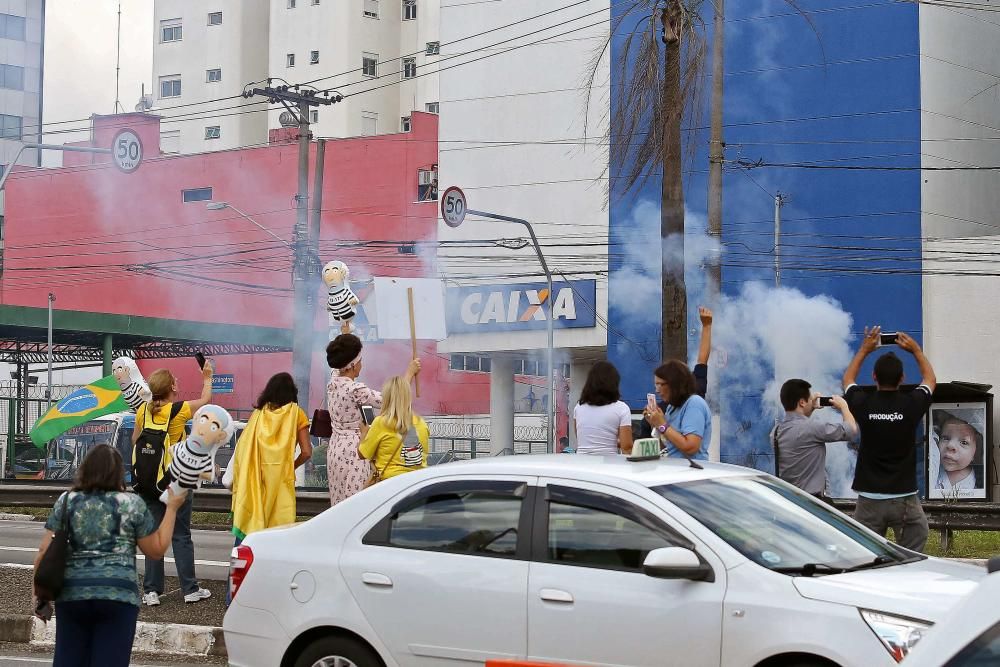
top-left (112, 129), bottom-right (144, 173)
top-left (441, 186), bottom-right (467, 228)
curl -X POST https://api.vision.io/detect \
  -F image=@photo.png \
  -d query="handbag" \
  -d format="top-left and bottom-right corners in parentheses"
top-left (310, 409), bottom-right (333, 438)
top-left (34, 492), bottom-right (71, 603)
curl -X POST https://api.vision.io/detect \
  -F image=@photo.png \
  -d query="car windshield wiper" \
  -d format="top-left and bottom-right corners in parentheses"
top-left (772, 562), bottom-right (846, 577)
top-left (845, 554), bottom-right (921, 572)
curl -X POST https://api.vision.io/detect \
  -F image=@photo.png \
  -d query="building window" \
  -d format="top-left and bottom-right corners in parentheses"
top-left (450, 355), bottom-right (491, 373)
top-left (0, 115), bottom-right (21, 139)
top-left (160, 129), bottom-right (181, 154)
top-left (417, 167), bottom-right (437, 201)
top-left (205, 126), bottom-right (221, 140)
top-left (362, 52), bottom-right (378, 77)
top-left (312, 0), bottom-right (320, 4)
top-left (310, 50), bottom-right (320, 65)
top-left (401, 57), bottom-right (416, 80)
top-left (286, 53), bottom-right (295, 67)
top-left (160, 20), bottom-right (182, 43)
top-left (403, 0), bottom-right (416, 20)
top-left (310, 109), bottom-right (319, 123)
top-left (288, 0), bottom-right (296, 8)
top-left (182, 187), bottom-right (213, 203)
top-left (206, 68), bottom-right (222, 83)
top-left (0, 14), bottom-right (25, 41)
top-left (426, 41), bottom-right (440, 56)
top-left (0, 64), bottom-right (24, 91)
top-left (425, 102), bottom-right (439, 114)
top-left (208, 11), bottom-right (223, 25)
top-left (400, 116), bottom-right (411, 132)
top-left (361, 111), bottom-right (378, 136)
top-left (159, 76), bottom-right (181, 99)
top-left (364, 0), bottom-right (379, 18)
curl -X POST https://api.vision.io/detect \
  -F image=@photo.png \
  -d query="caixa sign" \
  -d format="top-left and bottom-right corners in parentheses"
top-left (447, 280), bottom-right (596, 333)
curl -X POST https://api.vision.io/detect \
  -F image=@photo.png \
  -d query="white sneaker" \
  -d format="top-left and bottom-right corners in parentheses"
top-left (142, 592), bottom-right (160, 606)
top-left (184, 588), bottom-right (212, 603)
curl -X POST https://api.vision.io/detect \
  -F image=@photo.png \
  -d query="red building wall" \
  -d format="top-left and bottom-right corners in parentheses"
top-left (2, 112), bottom-right (490, 416)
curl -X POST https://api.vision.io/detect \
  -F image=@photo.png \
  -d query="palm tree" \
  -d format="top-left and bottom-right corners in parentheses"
top-left (602, 1), bottom-right (815, 363)
top-left (606, 0), bottom-right (707, 363)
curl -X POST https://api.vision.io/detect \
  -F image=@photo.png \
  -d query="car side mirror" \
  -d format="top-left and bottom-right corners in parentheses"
top-left (642, 547), bottom-right (715, 582)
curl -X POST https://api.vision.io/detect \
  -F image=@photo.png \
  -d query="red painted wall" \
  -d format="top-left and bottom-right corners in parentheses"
top-left (2, 112), bottom-right (490, 415)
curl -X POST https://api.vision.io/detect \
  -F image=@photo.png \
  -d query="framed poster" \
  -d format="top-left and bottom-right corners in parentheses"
top-left (928, 402), bottom-right (988, 500)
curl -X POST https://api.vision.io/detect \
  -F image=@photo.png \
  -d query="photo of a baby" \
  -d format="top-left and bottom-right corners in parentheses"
top-left (928, 403), bottom-right (987, 500)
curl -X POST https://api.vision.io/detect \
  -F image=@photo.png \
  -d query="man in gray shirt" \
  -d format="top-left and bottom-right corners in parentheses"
top-left (773, 378), bottom-right (859, 501)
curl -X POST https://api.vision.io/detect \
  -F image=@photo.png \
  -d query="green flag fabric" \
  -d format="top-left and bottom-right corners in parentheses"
top-left (29, 375), bottom-right (129, 449)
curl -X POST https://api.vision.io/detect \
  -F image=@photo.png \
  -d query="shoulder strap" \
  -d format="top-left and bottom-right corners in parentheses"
top-left (377, 427), bottom-right (409, 477)
top-left (169, 401), bottom-right (184, 421)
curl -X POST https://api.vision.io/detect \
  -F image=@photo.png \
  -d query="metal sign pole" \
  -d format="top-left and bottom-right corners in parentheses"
top-left (466, 208), bottom-right (555, 454)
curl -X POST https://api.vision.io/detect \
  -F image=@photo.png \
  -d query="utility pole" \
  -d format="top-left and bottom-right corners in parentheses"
top-left (774, 192), bottom-right (785, 288)
top-left (706, 0), bottom-right (725, 301)
top-left (242, 83), bottom-right (341, 407)
top-left (46, 293), bottom-right (54, 408)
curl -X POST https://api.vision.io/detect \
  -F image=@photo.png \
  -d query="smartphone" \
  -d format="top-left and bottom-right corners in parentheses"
top-left (879, 332), bottom-right (899, 346)
top-left (817, 396), bottom-right (834, 408)
top-left (646, 393), bottom-right (658, 411)
top-left (359, 405), bottom-right (376, 425)
top-left (195, 352), bottom-right (206, 369)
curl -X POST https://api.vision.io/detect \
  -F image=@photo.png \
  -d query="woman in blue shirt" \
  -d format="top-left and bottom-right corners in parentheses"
top-left (643, 360), bottom-right (712, 460)
top-left (33, 445), bottom-right (185, 667)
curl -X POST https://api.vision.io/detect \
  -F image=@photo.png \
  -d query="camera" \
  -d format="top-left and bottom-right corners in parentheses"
top-left (816, 396), bottom-right (835, 408)
top-left (879, 332), bottom-right (899, 346)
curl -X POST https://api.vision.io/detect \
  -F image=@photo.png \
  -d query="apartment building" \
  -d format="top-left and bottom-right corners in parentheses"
top-left (0, 0), bottom-right (44, 171)
top-left (152, 0), bottom-right (439, 153)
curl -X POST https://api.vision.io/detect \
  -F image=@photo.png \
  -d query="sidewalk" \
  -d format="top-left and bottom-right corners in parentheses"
top-left (0, 566), bottom-right (228, 659)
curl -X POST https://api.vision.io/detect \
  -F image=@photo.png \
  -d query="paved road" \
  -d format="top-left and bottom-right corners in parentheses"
top-left (0, 650), bottom-right (217, 666)
top-left (0, 520), bottom-right (233, 580)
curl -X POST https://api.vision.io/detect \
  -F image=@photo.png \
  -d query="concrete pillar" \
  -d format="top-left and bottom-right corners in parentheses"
top-left (490, 357), bottom-right (515, 456)
top-left (567, 361), bottom-right (590, 449)
top-left (102, 334), bottom-right (113, 377)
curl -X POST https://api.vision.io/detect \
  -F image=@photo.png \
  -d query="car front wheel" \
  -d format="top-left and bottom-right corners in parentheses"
top-left (294, 636), bottom-right (383, 667)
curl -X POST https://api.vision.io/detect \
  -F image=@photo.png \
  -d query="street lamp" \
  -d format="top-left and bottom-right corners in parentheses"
top-left (205, 202), bottom-right (292, 249)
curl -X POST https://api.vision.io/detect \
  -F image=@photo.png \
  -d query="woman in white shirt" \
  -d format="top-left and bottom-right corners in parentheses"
top-left (573, 361), bottom-right (634, 455)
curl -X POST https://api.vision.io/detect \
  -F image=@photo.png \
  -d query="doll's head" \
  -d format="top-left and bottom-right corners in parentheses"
top-left (111, 357), bottom-right (142, 387)
top-left (188, 404), bottom-right (235, 454)
top-left (322, 261), bottom-right (349, 287)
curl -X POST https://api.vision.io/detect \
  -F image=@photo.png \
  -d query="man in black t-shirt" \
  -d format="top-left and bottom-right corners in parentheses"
top-left (842, 326), bottom-right (936, 552)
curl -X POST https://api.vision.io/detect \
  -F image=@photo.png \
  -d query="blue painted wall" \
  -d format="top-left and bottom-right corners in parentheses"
top-left (607, 0), bottom-right (924, 469)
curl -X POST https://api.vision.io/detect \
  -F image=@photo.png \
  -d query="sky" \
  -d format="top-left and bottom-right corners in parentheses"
top-left (40, 0), bottom-right (152, 167)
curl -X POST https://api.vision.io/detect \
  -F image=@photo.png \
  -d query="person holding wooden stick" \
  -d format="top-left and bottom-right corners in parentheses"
top-left (324, 334), bottom-right (420, 505)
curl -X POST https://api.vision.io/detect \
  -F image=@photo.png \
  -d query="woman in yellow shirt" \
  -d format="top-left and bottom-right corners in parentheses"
top-left (358, 376), bottom-right (428, 482)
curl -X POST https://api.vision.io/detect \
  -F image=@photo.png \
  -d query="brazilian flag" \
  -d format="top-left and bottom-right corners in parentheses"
top-left (29, 375), bottom-right (129, 449)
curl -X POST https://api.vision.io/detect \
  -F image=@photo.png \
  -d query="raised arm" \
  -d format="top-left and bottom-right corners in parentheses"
top-left (696, 306), bottom-right (713, 366)
top-left (842, 326), bottom-right (881, 390)
top-left (187, 360), bottom-right (215, 412)
top-left (897, 332), bottom-right (937, 393)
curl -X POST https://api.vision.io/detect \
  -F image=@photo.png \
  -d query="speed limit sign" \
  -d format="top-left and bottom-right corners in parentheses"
top-left (441, 186), bottom-right (467, 228)
top-left (112, 129), bottom-right (143, 173)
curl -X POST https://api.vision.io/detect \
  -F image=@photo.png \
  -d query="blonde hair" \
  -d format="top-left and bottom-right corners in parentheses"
top-left (146, 369), bottom-right (175, 417)
top-left (379, 376), bottom-right (413, 434)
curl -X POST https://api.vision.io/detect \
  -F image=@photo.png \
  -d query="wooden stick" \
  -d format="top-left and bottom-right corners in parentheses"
top-left (407, 287), bottom-right (420, 398)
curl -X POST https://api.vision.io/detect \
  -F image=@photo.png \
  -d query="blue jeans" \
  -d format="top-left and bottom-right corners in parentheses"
top-left (142, 493), bottom-right (199, 595)
top-left (54, 599), bottom-right (139, 667)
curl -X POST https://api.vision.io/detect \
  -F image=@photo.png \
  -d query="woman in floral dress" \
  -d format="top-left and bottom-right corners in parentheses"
top-left (325, 334), bottom-right (421, 505)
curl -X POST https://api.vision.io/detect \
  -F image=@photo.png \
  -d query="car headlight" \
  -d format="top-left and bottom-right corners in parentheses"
top-left (860, 609), bottom-right (931, 662)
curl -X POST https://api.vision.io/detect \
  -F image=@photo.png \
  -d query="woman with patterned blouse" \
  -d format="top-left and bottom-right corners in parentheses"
top-left (32, 445), bottom-right (185, 667)
top-left (324, 334), bottom-right (420, 505)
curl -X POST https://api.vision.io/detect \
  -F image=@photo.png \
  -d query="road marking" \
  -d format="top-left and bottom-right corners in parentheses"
top-left (0, 546), bottom-right (228, 567)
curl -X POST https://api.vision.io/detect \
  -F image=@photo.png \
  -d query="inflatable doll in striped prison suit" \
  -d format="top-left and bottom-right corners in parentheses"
top-left (159, 405), bottom-right (235, 503)
top-left (112, 357), bottom-right (151, 412)
top-left (323, 260), bottom-right (360, 334)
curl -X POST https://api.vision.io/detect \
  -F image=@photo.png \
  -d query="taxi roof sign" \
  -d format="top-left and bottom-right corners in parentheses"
top-left (628, 438), bottom-right (661, 462)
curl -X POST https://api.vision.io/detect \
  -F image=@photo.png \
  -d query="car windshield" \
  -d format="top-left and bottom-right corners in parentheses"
top-left (654, 476), bottom-right (912, 572)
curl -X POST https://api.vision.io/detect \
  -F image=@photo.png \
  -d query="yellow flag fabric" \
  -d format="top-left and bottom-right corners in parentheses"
top-left (230, 403), bottom-right (307, 539)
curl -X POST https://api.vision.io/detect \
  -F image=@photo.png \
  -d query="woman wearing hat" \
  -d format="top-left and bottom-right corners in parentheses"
top-left (324, 334), bottom-right (420, 505)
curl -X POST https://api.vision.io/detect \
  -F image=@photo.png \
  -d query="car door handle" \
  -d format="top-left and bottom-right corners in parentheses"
top-left (362, 572), bottom-right (393, 588)
top-left (539, 588), bottom-right (574, 604)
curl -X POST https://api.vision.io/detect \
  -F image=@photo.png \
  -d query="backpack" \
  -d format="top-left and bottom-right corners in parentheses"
top-left (132, 402), bottom-right (183, 501)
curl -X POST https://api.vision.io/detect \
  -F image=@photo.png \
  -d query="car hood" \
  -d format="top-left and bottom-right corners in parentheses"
top-left (793, 558), bottom-right (985, 623)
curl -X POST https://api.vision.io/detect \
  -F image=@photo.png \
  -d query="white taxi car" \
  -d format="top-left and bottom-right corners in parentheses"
top-left (223, 455), bottom-right (984, 667)
top-left (904, 558), bottom-right (1000, 667)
